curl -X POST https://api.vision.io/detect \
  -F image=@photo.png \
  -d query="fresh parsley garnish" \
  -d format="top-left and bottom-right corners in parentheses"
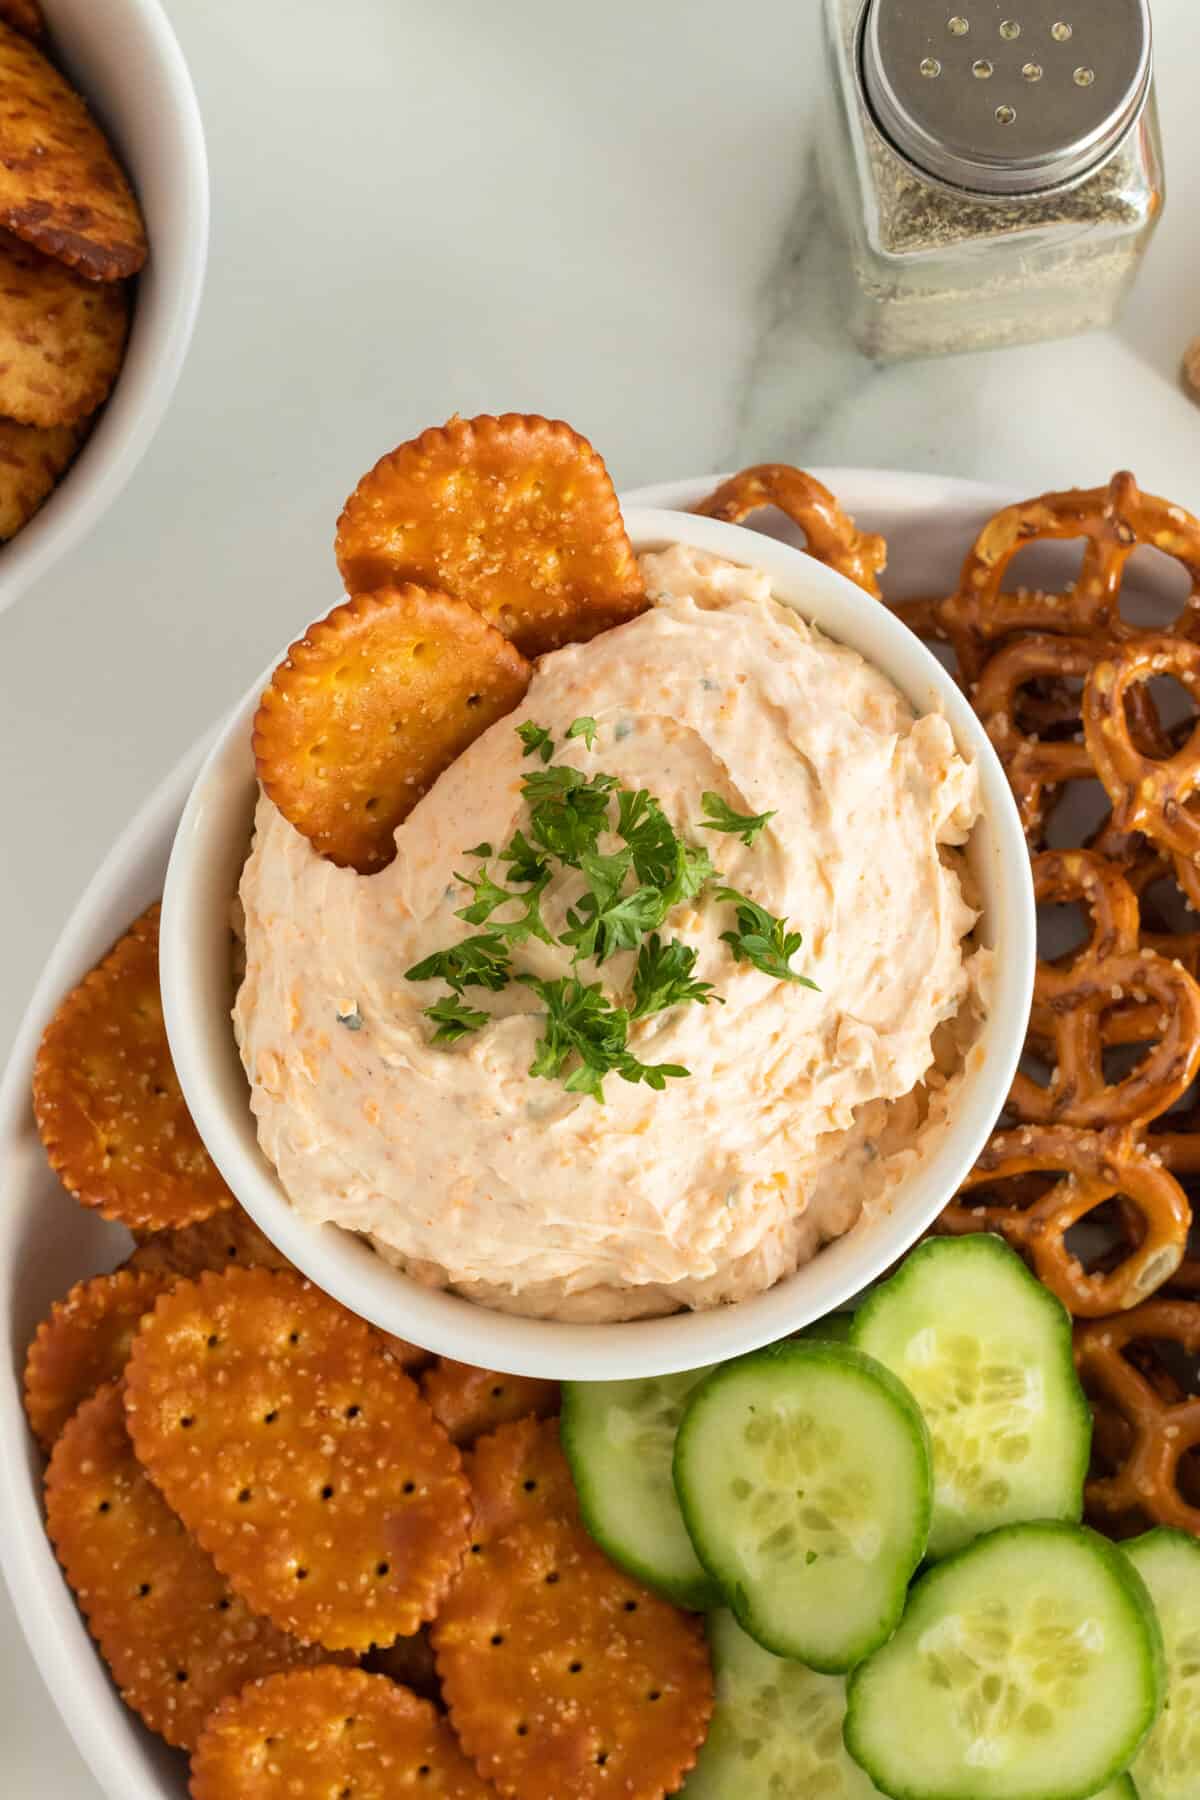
top-left (699, 792), bottom-right (777, 847)
top-left (404, 934), bottom-right (511, 994)
top-left (562, 848), bottom-right (668, 965)
top-left (497, 829), bottom-right (548, 888)
top-left (517, 722), bottom-right (554, 763)
top-left (424, 995), bottom-right (490, 1044)
top-left (616, 787), bottom-right (678, 888)
top-left (660, 837), bottom-right (717, 912)
top-left (631, 934), bottom-right (721, 1019)
top-left (566, 716), bottom-right (599, 749)
top-left (455, 864), bottom-right (552, 947)
top-left (409, 722), bottom-right (814, 1084)
top-left (519, 974), bottom-right (689, 1102)
top-left (522, 764), bottom-right (618, 868)
top-left (715, 887), bottom-right (818, 988)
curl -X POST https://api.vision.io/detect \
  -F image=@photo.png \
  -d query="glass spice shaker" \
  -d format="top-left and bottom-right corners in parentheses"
top-left (819, 0), bottom-right (1165, 360)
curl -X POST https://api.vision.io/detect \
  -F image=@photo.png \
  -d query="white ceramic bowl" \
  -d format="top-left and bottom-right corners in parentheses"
top-left (0, 0), bottom-right (208, 618)
top-left (0, 471), bottom-right (1079, 1798)
top-left (159, 501), bottom-right (1035, 1381)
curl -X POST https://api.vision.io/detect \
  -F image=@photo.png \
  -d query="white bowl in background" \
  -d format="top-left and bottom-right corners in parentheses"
top-left (159, 501), bottom-right (1035, 1381)
top-left (0, 0), bottom-right (208, 619)
top-left (0, 470), bottom-right (1054, 1799)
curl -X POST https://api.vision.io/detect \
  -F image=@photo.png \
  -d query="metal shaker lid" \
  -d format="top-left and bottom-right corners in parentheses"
top-left (859, 0), bottom-right (1152, 196)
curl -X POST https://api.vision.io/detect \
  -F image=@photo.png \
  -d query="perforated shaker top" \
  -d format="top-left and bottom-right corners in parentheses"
top-left (859, 0), bottom-right (1152, 195)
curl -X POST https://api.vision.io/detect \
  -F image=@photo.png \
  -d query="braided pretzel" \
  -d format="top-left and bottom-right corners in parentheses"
top-left (693, 465), bottom-right (887, 598)
top-left (936, 472), bottom-right (1200, 683)
top-left (1009, 851), bottom-right (1200, 1130)
top-left (940, 1125), bottom-right (1190, 1316)
top-left (1084, 632), bottom-right (1200, 909)
top-left (1075, 1298), bottom-right (1200, 1534)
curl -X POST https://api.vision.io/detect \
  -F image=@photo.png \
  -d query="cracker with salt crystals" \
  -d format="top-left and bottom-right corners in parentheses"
top-left (124, 1268), bottom-right (471, 1651)
top-left (44, 1384), bottom-right (329, 1749)
top-left (190, 1666), bottom-right (493, 1800)
top-left (464, 1416), bottom-right (578, 1546)
top-left (253, 584), bottom-right (530, 873)
top-left (0, 22), bottom-right (147, 279)
top-left (422, 1358), bottom-right (559, 1448)
top-left (32, 903), bottom-right (232, 1231)
top-left (434, 1513), bottom-right (713, 1800)
top-left (127, 1206), bottom-right (432, 1370)
top-left (0, 229), bottom-right (128, 425)
top-left (126, 1205), bottom-right (294, 1283)
top-left (0, 411), bottom-right (82, 537)
top-left (335, 413), bottom-right (647, 657)
top-left (23, 1267), bottom-right (172, 1449)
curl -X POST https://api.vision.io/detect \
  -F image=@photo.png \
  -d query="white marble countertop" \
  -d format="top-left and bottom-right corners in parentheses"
top-left (1, 0), bottom-right (1198, 1788)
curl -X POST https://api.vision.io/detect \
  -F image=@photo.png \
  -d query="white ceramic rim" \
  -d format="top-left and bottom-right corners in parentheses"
top-left (0, 0), bottom-right (210, 619)
top-left (158, 499), bottom-right (1035, 1380)
top-left (0, 469), bottom-right (1036, 1800)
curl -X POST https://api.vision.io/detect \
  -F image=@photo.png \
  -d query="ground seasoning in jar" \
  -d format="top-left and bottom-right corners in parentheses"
top-left (819, 0), bottom-right (1164, 360)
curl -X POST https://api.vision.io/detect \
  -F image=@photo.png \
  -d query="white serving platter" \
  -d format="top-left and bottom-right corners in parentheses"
top-left (0, 467), bottom-right (1177, 1799)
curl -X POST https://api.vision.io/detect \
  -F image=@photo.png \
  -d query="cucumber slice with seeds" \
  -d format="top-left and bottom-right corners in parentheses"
top-left (561, 1368), bottom-right (718, 1609)
top-left (851, 1235), bottom-right (1091, 1558)
top-left (681, 1609), bottom-right (886, 1798)
top-left (845, 1521), bottom-right (1165, 1800)
top-left (673, 1341), bottom-right (932, 1670)
top-left (1124, 1529), bottom-right (1200, 1800)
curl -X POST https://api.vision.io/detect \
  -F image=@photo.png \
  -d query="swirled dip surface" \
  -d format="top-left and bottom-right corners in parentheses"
top-left (235, 546), bottom-right (986, 1320)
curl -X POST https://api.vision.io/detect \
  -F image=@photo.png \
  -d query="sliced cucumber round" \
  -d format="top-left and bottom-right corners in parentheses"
top-left (673, 1341), bottom-right (932, 1670)
top-left (851, 1234), bottom-right (1091, 1559)
top-left (1124, 1528), bottom-right (1200, 1800)
top-left (560, 1367), bottom-right (718, 1608)
top-left (681, 1609), bottom-right (886, 1797)
top-left (845, 1520), bottom-right (1166, 1800)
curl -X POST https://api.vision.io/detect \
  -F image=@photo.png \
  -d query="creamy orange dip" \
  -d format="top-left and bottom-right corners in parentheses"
top-left (235, 546), bottom-right (988, 1321)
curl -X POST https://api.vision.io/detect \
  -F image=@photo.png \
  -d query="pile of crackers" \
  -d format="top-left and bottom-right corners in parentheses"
top-left (0, 2), bottom-right (147, 541)
top-left (25, 905), bottom-right (713, 1796)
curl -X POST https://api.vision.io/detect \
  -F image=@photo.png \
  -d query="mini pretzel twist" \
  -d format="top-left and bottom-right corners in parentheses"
top-left (693, 465), bottom-right (887, 598)
top-left (974, 636), bottom-right (1103, 841)
top-left (1075, 1298), bottom-right (1200, 1534)
top-left (1084, 632), bottom-right (1200, 909)
top-left (900, 472), bottom-right (1200, 683)
top-left (960, 631), bottom-right (1172, 852)
top-left (1009, 851), bottom-right (1200, 1130)
top-left (941, 1124), bottom-right (1190, 1317)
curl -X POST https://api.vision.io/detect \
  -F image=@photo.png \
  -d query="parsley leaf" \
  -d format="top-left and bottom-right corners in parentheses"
top-left (561, 848), bottom-right (680, 966)
top-left (463, 842), bottom-right (493, 858)
top-left (453, 867), bottom-right (515, 927)
top-left (497, 829), bottom-right (548, 887)
top-left (566, 716), bottom-right (599, 749)
top-left (523, 764), bottom-right (618, 867)
top-left (715, 887), bottom-right (819, 988)
top-left (660, 838), bottom-right (717, 912)
top-left (424, 995), bottom-right (490, 1044)
top-left (616, 788), bottom-right (679, 888)
top-left (631, 934), bottom-right (721, 1019)
top-left (699, 791), bottom-right (777, 848)
top-left (405, 935), bottom-right (511, 994)
top-left (519, 974), bottom-right (690, 1102)
top-left (518, 722), bottom-right (554, 763)
top-left (455, 865), bottom-right (552, 947)
top-left (561, 848), bottom-right (632, 963)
